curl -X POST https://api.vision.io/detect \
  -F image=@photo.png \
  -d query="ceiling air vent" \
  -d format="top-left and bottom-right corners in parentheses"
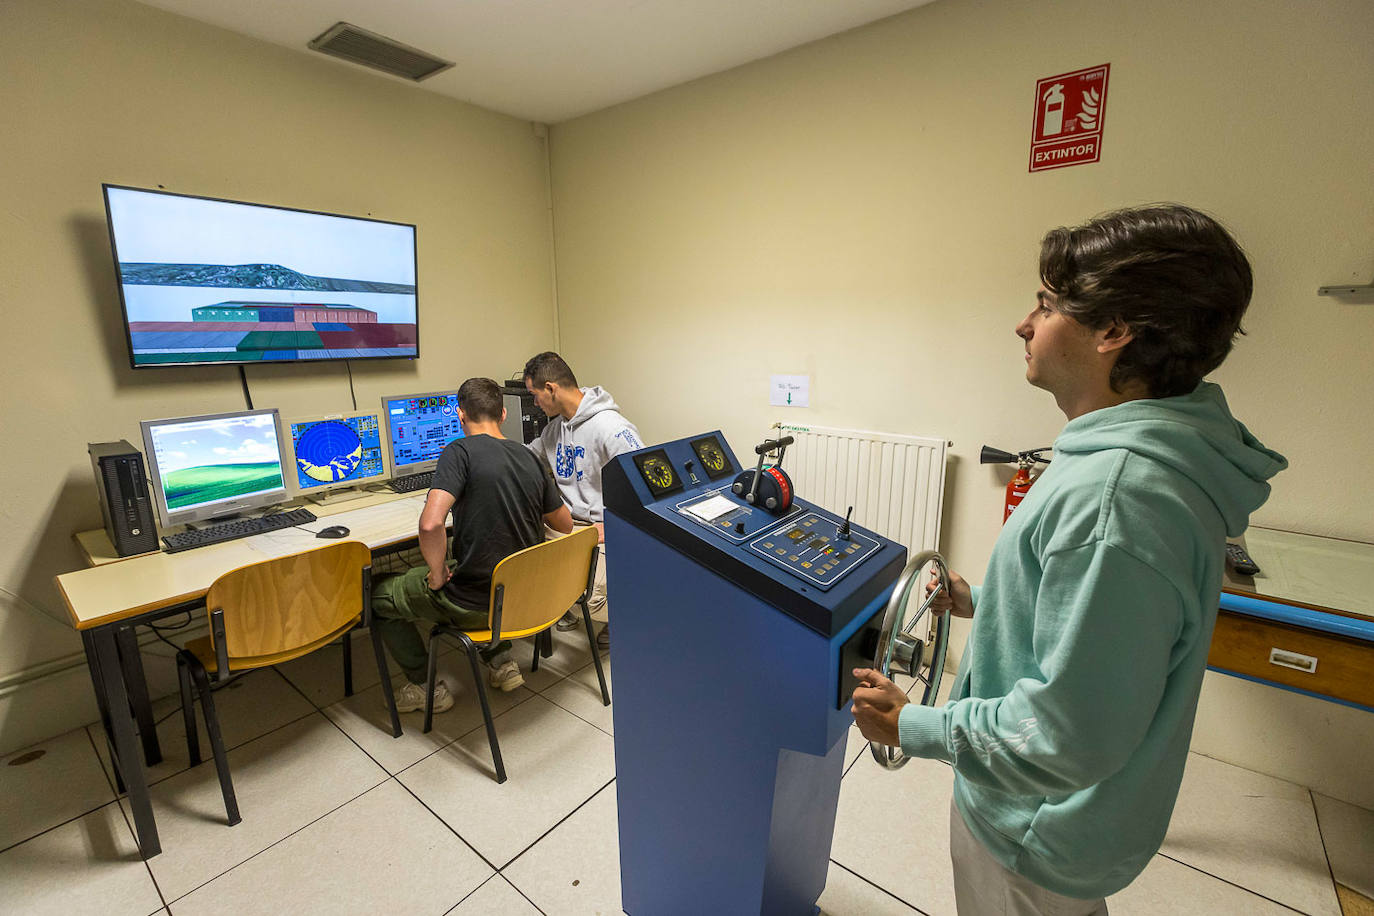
top-left (308, 22), bottom-right (454, 82)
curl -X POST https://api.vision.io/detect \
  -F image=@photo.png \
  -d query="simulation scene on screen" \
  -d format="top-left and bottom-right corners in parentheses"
top-left (146, 413), bottom-right (286, 512)
top-left (106, 186), bottom-right (418, 367)
top-left (385, 394), bottom-right (465, 468)
top-left (290, 415), bottom-right (385, 490)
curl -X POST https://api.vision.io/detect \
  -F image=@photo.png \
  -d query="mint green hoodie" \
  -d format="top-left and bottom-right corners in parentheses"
top-left (898, 382), bottom-right (1287, 898)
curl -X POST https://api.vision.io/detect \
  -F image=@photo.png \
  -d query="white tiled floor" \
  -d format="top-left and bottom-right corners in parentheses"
top-left (3, 635), bottom-right (1368, 916)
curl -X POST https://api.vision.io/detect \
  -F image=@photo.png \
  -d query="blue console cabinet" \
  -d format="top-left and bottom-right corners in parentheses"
top-left (604, 432), bottom-right (907, 915)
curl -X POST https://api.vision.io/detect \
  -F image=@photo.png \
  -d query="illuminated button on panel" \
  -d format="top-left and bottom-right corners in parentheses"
top-left (745, 510), bottom-right (882, 590)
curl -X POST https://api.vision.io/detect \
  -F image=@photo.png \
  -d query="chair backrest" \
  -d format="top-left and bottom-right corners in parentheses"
top-left (490, 526), bottom-right (599, 634)
top-left (205, 540), bottom-right (371, 669)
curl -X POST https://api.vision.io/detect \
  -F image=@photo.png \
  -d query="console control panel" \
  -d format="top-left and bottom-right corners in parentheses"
top-left (604, 430), bottom-right (906, 636)
top-left (748, 512), bottom-right (880, 590)
top-left (675, 488), bottom-right (800, 543)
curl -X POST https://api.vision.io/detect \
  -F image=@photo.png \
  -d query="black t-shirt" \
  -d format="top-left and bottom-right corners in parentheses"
top-left (431, 434), bottom-right (563, 610)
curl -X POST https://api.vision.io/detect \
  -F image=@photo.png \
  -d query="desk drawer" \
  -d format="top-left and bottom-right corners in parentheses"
top-left (1208, 612), bottom-right (1374, 708)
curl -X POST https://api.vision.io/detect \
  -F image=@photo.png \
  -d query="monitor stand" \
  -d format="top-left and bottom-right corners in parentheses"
top-left (187, 512), bottom-right (246, 529)
top-left (306, 486), bottom-right (370, 506)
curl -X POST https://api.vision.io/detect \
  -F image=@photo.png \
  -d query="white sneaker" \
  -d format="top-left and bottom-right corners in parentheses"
top-left (391, 679), bottom-right (453, 714)
top-left (555, 609), bottom-right (581, 631)
top-left (488, 659), bottom-right (525, 692)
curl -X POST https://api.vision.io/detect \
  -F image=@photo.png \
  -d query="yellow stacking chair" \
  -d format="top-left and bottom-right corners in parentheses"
top-left (176, 540), bottom-right (401, 825)
top-left (421, 525), bottom-right (609, 782)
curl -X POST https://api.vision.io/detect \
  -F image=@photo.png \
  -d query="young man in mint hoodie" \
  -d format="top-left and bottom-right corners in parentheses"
top-left (852, 205), bottom-right (1286, 914)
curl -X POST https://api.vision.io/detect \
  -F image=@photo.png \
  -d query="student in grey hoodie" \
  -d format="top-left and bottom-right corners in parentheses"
top-left (524, 352), bottom-right (643, 649)
top-left (852, 205), bottom-right (1286, 914)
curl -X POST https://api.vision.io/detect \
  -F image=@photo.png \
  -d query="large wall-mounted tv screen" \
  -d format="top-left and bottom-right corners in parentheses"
top-left (103, 184), bottom-right (419, 369)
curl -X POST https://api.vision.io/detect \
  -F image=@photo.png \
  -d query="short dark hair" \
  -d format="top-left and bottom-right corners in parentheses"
top-left (457, 377), bottom-right (503, 423)
top-left (522, 351), bottom-right (578, 389)
top-left (1039, 204), bottom-right (1253, 398)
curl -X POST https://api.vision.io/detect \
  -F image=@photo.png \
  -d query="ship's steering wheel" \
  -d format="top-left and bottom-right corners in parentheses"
top-left (868, 549), bottom-right (952, 769)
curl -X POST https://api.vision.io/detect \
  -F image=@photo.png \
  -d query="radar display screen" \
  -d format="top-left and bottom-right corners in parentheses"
top-left (633, 449), bottom-right (683, 498)
top-left (290, 414), bottom-right (385, 490)
top-left (689, 435), bottom-right (734, 480)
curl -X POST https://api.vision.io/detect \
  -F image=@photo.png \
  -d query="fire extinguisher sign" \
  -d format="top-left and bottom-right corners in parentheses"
top-left (1029, 64), bottom-right (1110, 173)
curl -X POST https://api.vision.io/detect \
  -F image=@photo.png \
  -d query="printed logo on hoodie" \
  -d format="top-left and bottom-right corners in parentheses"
top-left (555, 443), bottom-right (586, 480)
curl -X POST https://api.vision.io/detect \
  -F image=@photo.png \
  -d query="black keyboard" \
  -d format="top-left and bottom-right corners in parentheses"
top-left (162, 508), bottom-right (318, 553)
top-left (389, 472), bottom-right (434, 493)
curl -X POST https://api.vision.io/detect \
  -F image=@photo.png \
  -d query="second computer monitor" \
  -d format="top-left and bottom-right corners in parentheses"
top-left (381, 390), bottom-right (465, 476)
top-left (284, 409), bottom-right (390, 500)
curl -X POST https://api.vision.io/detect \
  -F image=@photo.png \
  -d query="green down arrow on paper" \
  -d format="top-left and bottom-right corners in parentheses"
top-left (787, 392), bottom-right (792, 404)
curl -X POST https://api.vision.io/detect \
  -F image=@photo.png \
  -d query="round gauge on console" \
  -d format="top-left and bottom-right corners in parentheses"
top-left (633, 449), bottom-right (684, 498)
top-left (690, 435), bottom-right (734, 480)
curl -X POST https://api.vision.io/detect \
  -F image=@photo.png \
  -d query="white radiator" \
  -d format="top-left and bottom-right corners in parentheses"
top-left (771, 423), bottom-right (948, 552)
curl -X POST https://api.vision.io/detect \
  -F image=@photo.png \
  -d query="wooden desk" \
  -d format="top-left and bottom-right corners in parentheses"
top-left (55, 491), bottom-right (428, 857)
top-left (1210, 527), bottom-right (1374, 710)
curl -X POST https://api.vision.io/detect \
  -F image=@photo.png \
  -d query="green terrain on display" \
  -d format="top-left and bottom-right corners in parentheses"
top-left (164, 462), bottom-right (283, 509)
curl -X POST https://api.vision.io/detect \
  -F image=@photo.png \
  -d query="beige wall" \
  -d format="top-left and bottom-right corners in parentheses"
top-left (0, 0), bottom-right (555, 751)
top-left (548, 0), bottom-right (1374, 806)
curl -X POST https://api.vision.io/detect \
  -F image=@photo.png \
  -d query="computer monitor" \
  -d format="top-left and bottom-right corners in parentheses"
top-left (283, 409), bottom-right (390, 503)
top-left (380, 390), bottom-right (465, 476)
top-left (103, 184), bottom-right (419, 369)
top-left (139, 408), bottom-right (289, 528)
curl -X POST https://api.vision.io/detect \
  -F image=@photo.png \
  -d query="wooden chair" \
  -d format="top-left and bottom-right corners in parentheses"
top-left (422, 525), bottom-right (609, 782)
top-left (176, 540), bottom-right (401, 825)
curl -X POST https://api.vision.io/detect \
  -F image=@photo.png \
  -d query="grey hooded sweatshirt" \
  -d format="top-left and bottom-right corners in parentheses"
top-left (529, 386), bottom-right (642, 523)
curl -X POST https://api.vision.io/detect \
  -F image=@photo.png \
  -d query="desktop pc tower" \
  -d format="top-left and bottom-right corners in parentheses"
top-left (89, 440), bottom-right (158, 557)
top-left (500, 382), bottom-right (550, 445)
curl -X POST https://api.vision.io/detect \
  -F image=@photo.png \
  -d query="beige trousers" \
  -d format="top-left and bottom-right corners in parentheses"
top-left (949, 799), bottom-right (1109, 916)
top-left (546, 523), bottom-right (608, 623)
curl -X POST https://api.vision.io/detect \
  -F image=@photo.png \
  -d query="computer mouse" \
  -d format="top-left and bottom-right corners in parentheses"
top-left (316, 525), bottom-right (350, 539)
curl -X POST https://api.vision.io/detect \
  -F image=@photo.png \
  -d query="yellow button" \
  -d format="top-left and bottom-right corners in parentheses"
top-left (801, 561), bottom-right (812, 568)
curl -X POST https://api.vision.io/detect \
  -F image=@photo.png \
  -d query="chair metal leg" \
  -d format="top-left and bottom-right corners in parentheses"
top-left (463, 643), bottom-right (506, 783)
top-left (341, 629), bottom-right (354, 697)
top-left (369, 626), bottom-right (402, 738)
top-left (582, 600), bottom-right (611, 706)
top-left (176, 654), bottom-right (201, 766)
top-left (541, 629), bottom-right (554, 659)
top-left (531, 634), bottom-right (541, 672)
top-left (422, 627), bottom-right (442, 735)
top-left (188, 661), bottom-right (240, 826)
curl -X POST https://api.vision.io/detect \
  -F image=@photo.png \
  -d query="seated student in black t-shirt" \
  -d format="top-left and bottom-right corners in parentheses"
top-left (371, 377), bottom-right (573, 714)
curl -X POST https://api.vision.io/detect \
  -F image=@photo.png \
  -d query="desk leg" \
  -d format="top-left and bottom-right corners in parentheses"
top-left (82, 630), bottom-right (123, 793)
top-left (90, 627), bottom-right (161, 857)
top-left (115, 625), bottom-right (163, 766)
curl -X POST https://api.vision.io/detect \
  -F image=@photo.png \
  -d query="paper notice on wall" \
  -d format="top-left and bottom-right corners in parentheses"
top-left (770, 375), bottom-right (810, 407)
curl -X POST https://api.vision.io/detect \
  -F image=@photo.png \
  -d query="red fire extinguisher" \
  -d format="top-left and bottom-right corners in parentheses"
top-left (981, 446), bottom-right (1052, 524)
